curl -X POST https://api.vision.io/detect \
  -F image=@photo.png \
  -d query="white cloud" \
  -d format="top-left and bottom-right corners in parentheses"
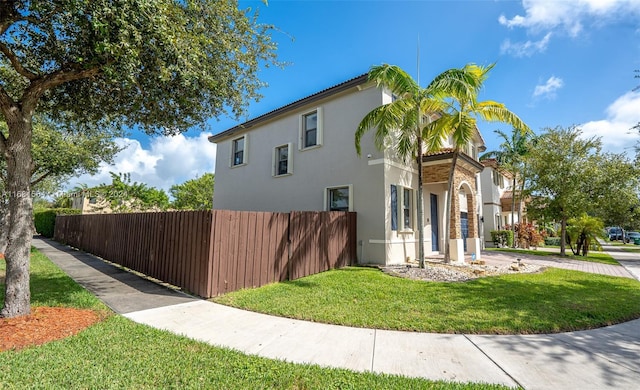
top-left (532, 76), bottom-right (564, 99)
top-left (580, 91), bottom-right (640, 153)
top-left (66, 132), bottom-right (217, 194)
top-left (499, 0), bottom-right (640, 55)
top-left (500, 32), bottom-right (552, 57)
top-left (500, 0), bottom-right (639, 35)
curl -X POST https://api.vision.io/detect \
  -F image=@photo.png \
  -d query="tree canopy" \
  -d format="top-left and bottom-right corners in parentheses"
top-left (524, 126), bottom-right (640, 255)
top-left (170, 173), bottom-right (214, 210)
top-left (88, 172), bottom-right (170, 212)
top-left (0, 0), bottom-right (278, 134)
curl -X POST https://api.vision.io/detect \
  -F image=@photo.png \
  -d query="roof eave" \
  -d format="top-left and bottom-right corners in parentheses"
top-left (208, 73), bottom-right (370, 144)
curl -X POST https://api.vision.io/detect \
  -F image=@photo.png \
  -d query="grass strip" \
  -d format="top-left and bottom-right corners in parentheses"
top-left (213, 267), bottom-right (640, 334)
top-left (485, 247), bottom-right (619, 265)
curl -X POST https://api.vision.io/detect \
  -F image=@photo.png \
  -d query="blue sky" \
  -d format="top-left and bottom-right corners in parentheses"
top-left (69, 0), bottom-right (640, 193)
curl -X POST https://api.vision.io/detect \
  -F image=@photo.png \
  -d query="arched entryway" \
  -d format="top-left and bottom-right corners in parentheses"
top-left (449, 179), bottom-right (482, 263)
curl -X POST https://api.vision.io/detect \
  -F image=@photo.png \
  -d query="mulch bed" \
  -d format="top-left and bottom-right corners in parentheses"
top-left (0, 307), bottom-right (103, 351)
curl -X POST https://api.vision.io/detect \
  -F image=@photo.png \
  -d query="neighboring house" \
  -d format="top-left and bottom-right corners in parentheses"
top-left (208, 74), bottom-right (487, 265)
top-left (71, 192), bottom-right (112, 214)
top-left (479, 158), bottom-right (526, 247)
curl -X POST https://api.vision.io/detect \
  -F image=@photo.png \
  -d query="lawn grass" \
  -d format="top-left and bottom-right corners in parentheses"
top-left (0, 249), bottom-right (511, 389)
top-left (0, 247), bottom-right (109, 312)
top-left (213, 267), bottom-right (640, 334)
top-left (485, 247), bottom-right (619, 265)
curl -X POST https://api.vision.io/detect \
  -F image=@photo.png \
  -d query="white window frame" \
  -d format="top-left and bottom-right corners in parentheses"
top-left (402, 187), bottom-right (413, 231)
top-left (324, 184), bottom-right (353, 212)
top-left (272, 143), bottom-right (293, 177)
top-left (493, 170), bottom-right (502, 187)
top-left (229, 134), bottom-right (248, 167)
top-left (392, 185), bottom-right (414, 232)
top-left (299, 107), bottom-right (323, 150)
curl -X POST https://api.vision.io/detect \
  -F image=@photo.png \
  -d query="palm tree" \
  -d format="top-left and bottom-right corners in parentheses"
top-left (356, 63), bottom-right (529, 266)
top-left (356, 63), bottom-right (530, 266)
top-left (480, 128), bottom-right (534, 247)
top-left (356, 64), bottom-right (467, 268)
top-left (426, 64), bottom-right (530, 262)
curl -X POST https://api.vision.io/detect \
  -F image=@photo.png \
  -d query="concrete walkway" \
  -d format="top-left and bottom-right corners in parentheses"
top-left (32, 238), bottom-right (640, 390)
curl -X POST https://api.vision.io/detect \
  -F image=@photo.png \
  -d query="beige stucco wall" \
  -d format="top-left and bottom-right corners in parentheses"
top-left (213, 84), bottom-right (391, 264)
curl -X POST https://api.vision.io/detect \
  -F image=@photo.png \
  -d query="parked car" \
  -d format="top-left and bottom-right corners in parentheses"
top-left (609, 227), bottom-right (624, 241)
top-left (626, 231), bottom-right (640, 244)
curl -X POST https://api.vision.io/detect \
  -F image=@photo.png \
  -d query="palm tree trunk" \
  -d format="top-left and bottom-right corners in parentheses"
top-left (416, 140), bottom-right (425, 269)
top-left (443, 150), bottom-right (459, 263)
top-left (511, 175), bottom-right (516, 247)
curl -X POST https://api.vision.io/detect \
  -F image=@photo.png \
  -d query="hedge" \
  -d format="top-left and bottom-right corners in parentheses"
top-left (34, 208), bottom-right (81, 238)
top-left (544, 237), bottom-right (562, 246)
top-left (490, 230), bottom-right (513, 247)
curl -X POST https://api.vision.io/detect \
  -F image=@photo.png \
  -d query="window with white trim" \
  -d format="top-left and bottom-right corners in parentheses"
top-left (391, 185), bottom-right (414, 231)
top-left (402, 188), bottom-right (412, 229)
top-left (326, 185), bottom-right (352, 211)
top-left (230, 135), bottom-right (247, 167)
top-left (493, 170), bottom-right (503, 187)
top-left (273, 143), bottom-right (293, 176)
top-left (300, 107), bottom-right (323, 149)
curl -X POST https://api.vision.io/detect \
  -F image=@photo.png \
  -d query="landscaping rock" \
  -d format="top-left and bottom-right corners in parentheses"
top-left (381, 261), bottom-right (542, 282)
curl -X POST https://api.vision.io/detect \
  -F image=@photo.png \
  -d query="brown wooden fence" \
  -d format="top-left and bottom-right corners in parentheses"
top-left (54, 210), bottom-right (356, 297)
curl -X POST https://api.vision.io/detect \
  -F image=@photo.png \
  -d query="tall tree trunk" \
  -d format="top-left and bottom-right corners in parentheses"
top-left (0, 200), bottom-right (8, 254)
top-left (559, 215), bottom-right (567, 257)
top-left (511, 175), bottom-right (516, 247)
top-left (443, 150), bottom-right (459, 263)
top-left (416, 137), bottom-right (425, 269)
top-left (1, 116), bottom-right (34, 318)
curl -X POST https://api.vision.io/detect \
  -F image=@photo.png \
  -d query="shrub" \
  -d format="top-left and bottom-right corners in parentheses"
top-left (490, 230), bottom-right (513, 247)
top-left (544, 237), bottom-right (561, 246)
top-left (513, 223), bottom-right (545, 249)
top-left (34, 208), bottom-right (81, 238)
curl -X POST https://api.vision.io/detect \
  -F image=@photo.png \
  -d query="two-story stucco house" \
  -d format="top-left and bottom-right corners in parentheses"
top-left (479, 158), bottom-right (526, 247)
top-left (208, 73), bottom-right (487, 265)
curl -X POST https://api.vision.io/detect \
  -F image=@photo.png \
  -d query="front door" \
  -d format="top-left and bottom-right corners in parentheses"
top-left (430, 194), bottom-right (439, 251)
top-left (461, 212), bottom-right (469, 252)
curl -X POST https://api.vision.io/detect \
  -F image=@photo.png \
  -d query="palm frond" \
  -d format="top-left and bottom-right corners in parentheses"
top-left (476, 101), bottom-right (531, 134)
top-left (368, 64), bottom-right (419, 97)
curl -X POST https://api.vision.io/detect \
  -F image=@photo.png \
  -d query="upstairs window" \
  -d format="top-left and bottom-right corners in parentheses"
top-left (300, 107), bottom-right (323, 149)
top-left (273, 143), bottom-right (293, 176)
top-left (304, 112), bottom-right (317, 147)
top-left (493, 170), bottom-right (503, 187)
top-left (231, 135), bottom-right (247, 167)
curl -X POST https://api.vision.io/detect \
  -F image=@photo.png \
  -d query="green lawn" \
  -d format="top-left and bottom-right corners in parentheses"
top-left (485, 247), bottom-right (619, 265)
top-left (0, 249), bottom-right (510, 389)
top-left (213, 267), bottom-right (640, 334)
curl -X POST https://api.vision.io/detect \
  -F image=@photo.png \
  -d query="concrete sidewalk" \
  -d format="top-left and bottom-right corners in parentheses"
top-left (32, 238), bottom-right (640, 389)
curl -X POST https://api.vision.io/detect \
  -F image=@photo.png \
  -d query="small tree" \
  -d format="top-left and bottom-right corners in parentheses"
top-left (480, 128), bottom-right (534, 246)
top-left (566, 214), bottom-right (604, 256)
top-left (170, 173), bottom-right (215, 210)
top-left (94, 172), bottom-right (170, 212)
top-left (525, 126), bottom-right (601, 256)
